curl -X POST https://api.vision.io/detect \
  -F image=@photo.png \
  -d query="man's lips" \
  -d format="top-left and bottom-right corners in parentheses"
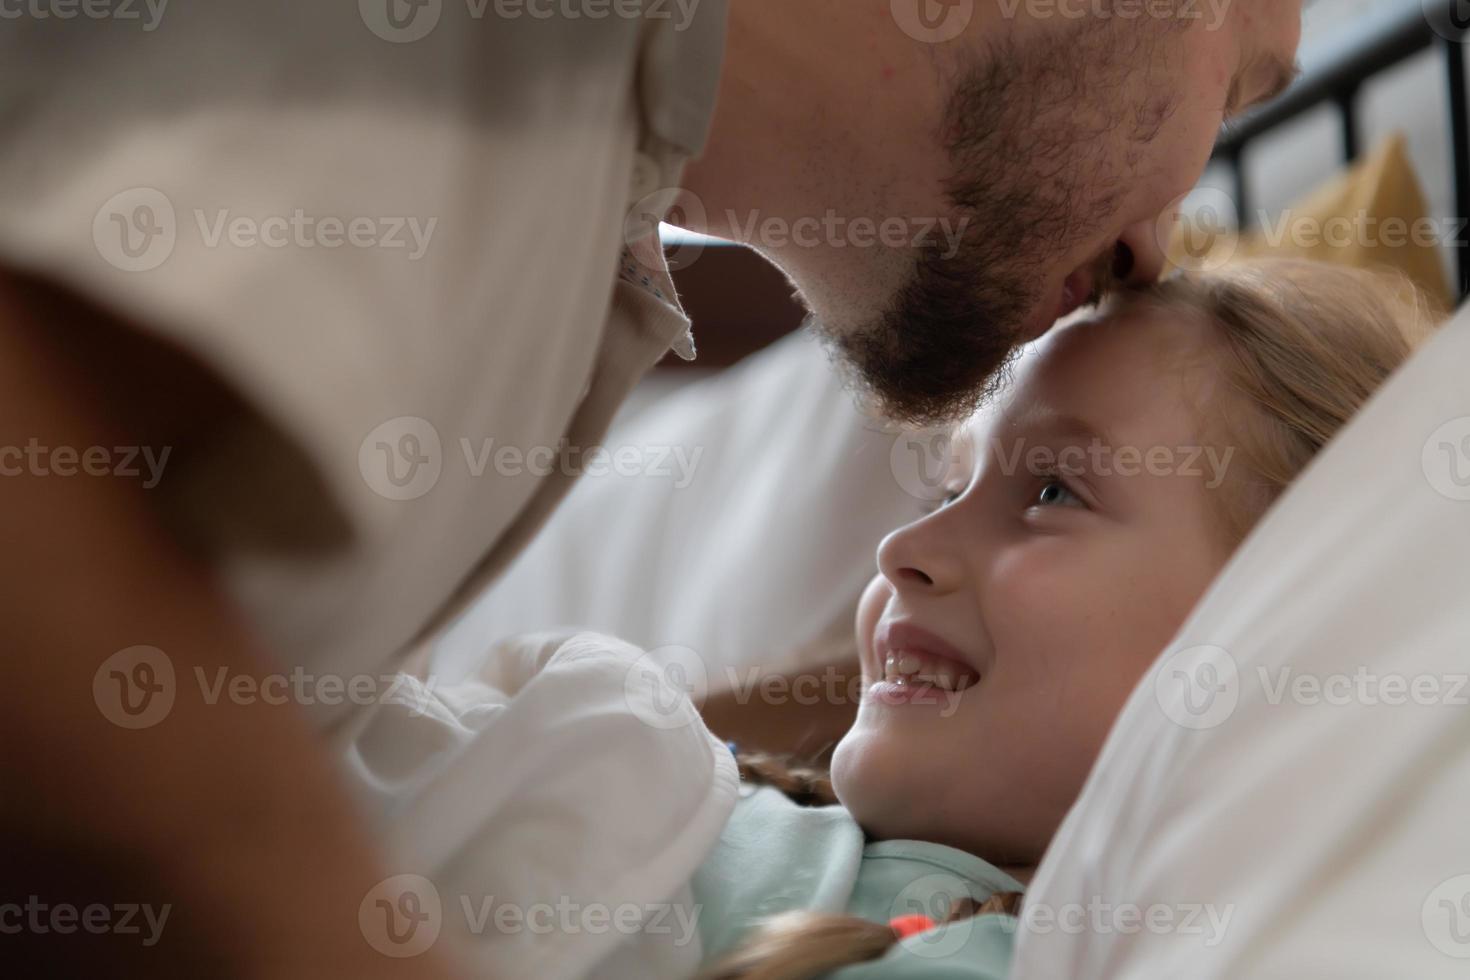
top-left (1058, 266), bottom-right (1097, 321)
top-left (1020, 266), bottom-right (1098, 344)
top-left (873, 620), bottom-right (983, 692)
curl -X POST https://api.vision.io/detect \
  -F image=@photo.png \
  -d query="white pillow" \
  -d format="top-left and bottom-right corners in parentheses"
top-left (432, 330), bottom-right (937, 691)
top-left (1012, 301), bottom-right (1470, 977)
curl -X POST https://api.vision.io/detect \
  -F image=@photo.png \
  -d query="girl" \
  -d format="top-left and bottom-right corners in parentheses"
top-left (693, 257), bottom-right (1442, 980)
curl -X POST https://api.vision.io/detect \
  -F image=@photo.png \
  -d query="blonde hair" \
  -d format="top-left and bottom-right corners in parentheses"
top-left (704, 258), bottom-right (1445, 980)
top-left (1142, 257), bottom-right (1442, 538)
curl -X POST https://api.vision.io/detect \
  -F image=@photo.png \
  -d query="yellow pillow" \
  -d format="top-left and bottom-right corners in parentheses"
top-left (1167, 133), bottom-right (1453, 308)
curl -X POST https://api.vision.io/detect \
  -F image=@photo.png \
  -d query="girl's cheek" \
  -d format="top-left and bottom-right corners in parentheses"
top-left (985, 541), bottom-right (1095, 643)
top-left (855, 575), bottom-right (892, 682)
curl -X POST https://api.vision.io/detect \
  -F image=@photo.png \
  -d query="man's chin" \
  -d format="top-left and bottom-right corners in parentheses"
top-left (802, 267), bottom-right (1040, 428)
top-left (1017, 305), bottom-right (1061, 345)
top-left (824, 335), bottom-right (1025, 429)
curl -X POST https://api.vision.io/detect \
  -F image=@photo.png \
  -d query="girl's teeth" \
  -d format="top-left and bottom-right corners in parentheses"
top-left (882, 650), bottom-right (979, 691)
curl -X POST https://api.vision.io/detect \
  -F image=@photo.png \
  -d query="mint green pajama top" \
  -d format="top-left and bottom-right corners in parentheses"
top-left (690, 786), bottom-right (1025, 979)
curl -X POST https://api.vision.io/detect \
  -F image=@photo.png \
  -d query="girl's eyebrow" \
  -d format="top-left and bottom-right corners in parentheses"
top-left (1000, 407), bottom-right (1116, 451)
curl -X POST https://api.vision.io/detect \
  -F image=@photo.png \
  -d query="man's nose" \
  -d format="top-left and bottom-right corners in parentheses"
top-left (1113, 218), bottom-right (1170, 287)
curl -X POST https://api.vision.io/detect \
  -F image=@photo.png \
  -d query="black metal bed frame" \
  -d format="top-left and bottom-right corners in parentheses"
top-left (1212, 0), bottom-right (1470, 299)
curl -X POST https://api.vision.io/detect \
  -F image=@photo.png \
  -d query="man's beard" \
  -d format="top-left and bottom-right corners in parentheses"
top-left (812, 14), bottom-right (1180, 428)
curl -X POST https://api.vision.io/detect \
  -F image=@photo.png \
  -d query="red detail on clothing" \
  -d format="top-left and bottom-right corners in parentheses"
top-left (888, 913), bottom-right (937, 940)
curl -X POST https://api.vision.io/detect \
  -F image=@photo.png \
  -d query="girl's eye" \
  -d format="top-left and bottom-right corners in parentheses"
top-left (923, 488), bottom-right (964, 515)
top-left (1033, 478), bottom-right (1083, 509)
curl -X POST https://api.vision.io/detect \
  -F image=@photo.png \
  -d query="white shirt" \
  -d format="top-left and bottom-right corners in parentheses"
top-left (0, 1), bottom-right (728, 733)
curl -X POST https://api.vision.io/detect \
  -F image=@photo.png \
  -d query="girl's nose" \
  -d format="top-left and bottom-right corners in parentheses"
top-left (876, 514), bottom-right (965, 595)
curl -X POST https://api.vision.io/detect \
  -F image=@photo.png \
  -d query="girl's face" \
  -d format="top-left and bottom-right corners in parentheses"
top-left (832, 303), bottom-right (1243, 865)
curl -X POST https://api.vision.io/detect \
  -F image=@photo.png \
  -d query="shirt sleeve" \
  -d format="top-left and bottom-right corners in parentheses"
top-left (0, 2), bottom-right (728, 685)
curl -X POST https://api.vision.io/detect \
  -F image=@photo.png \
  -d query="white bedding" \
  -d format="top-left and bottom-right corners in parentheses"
top-left (431, 330), bottom-right (931, 688)
top-left (347, 631), bottom-right (738, 979)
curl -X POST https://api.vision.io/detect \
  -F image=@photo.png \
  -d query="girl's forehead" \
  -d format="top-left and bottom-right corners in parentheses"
top-left (985, 308), bottom-right (1223, 452)
top-left (1051, 301), bottom-right (1216, 386)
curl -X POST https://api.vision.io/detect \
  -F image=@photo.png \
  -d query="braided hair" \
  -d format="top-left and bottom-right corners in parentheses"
top-left (696, 750), bottom-right (1022, 980)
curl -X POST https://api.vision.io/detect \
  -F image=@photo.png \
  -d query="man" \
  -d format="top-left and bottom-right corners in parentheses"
top-left (0, 0), bottom-right (1302, 974)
